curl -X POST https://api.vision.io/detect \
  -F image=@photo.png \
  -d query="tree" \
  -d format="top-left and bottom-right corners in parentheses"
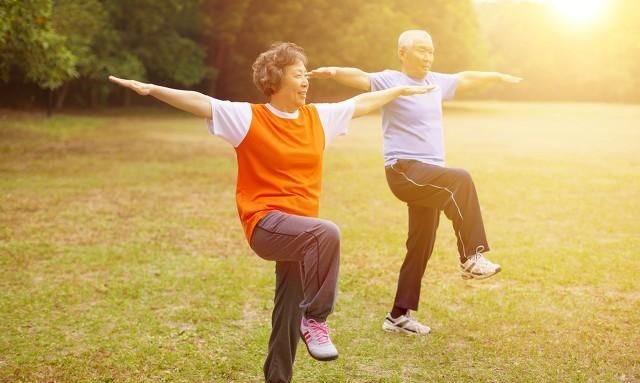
top-left (0, 0), bottom-right (77, 91)
top-left (0, 0), bottom-right (492, 107)
top-left (104, 0), bottom-right (208, 87)
top-left (211, 0), bottom-right (486, 101)
top-left (50, 0), bottom-right (145, 108)
top-left (202, 0), bottom-right (251, 95)
top-left (0, 0), bottom-right (212, 108)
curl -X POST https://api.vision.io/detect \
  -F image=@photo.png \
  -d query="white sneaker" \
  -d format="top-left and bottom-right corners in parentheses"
top-left (300, 318), bottom-right (338, 361)
top-left (460, 253), bottom-right (501, 280)
top-left (382, 312), bottom-right (431, 335)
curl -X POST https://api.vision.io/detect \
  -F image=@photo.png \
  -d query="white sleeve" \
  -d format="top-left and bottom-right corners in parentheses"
top-left (205, 97), bottom-right (252, 147)
top-left (431, 72), bottom-right (461, 101)
top-left (314, 99), bottom-right (355, 147)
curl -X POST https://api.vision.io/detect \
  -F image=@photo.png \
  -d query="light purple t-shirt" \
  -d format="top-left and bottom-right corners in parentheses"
top-left (369, 70), bottom-right (460, 167)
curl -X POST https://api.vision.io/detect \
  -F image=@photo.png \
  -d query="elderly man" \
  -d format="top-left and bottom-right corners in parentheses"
top-left (308, 30), bottom-right (521, 335)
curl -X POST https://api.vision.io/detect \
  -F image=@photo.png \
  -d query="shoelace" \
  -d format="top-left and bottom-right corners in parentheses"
top-left (405, 316), bottom-right (420, 329)
top-left (306, 319), bottom-right (330, 345)
top-left (477, 255), bottom-right (494, 267)
top-left (466, 253), bottom-right (484, 266)
top-left (473, 254), bottom-right (498, 272)
top-left (395, 312), bottom-right (428, 332)
top-left (405, 312), bottom-right (425, 328)
top-left (468, 253), bottom-right (481, 262)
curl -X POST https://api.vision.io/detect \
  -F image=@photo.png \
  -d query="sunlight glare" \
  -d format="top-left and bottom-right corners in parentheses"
top-left (549, 0), bottom-right (607, 25)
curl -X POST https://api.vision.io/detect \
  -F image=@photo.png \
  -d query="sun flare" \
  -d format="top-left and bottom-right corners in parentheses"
top-left (549, 0), bottom-right (607, 25)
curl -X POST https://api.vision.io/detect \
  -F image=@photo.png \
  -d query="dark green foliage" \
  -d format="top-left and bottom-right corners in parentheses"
top-left (0, 0), bottom-right (77, 89)
top-left (1, 0), bottom-right (638, 107)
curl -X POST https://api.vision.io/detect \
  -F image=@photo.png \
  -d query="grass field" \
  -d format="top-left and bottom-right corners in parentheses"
top-left (1, 102), bottom-right (639, 382)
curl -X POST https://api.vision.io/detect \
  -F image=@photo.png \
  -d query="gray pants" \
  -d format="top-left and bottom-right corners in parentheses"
top-left (250, 211), bottom-right (341, 383)
top-left (385, 159), bottom-right (490, 311)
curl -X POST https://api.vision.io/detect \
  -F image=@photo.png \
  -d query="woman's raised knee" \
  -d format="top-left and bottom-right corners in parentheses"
top-left (317, 220), bottom-right (341, 243)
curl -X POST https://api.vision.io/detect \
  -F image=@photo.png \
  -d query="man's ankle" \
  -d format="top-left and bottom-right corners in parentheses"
top-left (390, 306), bottom-right (408, 319)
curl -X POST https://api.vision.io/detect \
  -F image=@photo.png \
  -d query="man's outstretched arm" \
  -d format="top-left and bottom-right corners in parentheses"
top-left (307, 67), bottom-right (371, 91)
top-left (108, 76), bottom-right (212, 119)
top-left (455, 71), bottom-right (522, 92)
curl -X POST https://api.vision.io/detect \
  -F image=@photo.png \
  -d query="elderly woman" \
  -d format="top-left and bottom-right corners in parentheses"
top-left (109, 42), bottom-right (433, 383)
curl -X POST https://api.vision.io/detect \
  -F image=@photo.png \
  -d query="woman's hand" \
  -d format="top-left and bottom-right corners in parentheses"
top-left (398, 85), bottom-right (437, 96)
top-left (107, 75), bottom-right (211, 118)
top-left (108, 75), bottom-right (153, 96)
top-left (352, 85), bottom-right (436, 118)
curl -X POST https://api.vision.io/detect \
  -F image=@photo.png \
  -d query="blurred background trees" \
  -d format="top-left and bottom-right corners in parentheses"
top-left (1, 0), bottom-right (638, 108)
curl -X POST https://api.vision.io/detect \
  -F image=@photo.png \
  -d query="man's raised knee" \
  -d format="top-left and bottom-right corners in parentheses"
top-left (453, 168), bottom-right (473, 183)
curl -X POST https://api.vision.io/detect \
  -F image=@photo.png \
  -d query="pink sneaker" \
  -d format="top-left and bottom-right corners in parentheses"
top-left (300, 318), bottom-right (338, 361)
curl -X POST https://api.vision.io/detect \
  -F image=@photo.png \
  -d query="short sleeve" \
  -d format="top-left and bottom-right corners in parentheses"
top-left (368, 70), bottom-right (394, 92)
top-left (205, 97), bottom-right (252, 147)
top-left (430, 72), bottom-right (460, 100)
top-left (314, 99), bottom-right (355, 147)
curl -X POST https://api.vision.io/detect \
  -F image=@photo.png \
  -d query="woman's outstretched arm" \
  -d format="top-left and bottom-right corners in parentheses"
top-left (351, 85), bottom-right (435, 118)
top-left (108, 76), bottom-right (211, 119)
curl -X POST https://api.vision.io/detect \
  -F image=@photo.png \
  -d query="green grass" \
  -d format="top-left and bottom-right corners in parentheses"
top-left (1, 102), bottom-right (639, 382)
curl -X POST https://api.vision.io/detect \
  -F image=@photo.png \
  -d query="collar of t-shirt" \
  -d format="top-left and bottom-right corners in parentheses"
top-left (400, 71), bottom-right (431, 85)
top-left (266, 103), bottom-right (299, 119)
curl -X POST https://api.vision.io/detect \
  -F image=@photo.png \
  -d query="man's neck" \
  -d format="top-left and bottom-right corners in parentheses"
top-left (401, 68), bottom-right (428, 81)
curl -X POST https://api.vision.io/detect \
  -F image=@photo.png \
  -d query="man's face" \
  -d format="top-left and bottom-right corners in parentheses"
top-left (274, 60), bottom-right (309, 108)
top-left (400, 36), bottom-right (435, 79)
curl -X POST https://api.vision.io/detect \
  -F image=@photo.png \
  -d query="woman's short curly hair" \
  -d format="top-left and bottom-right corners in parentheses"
top-left (252, 42), bottom-right (307, 98)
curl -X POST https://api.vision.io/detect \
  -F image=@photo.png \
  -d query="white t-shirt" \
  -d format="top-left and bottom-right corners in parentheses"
top-left (206, 98), bottom-right (355, 147)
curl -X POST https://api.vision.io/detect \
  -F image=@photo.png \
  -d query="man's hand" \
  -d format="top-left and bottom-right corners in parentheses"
top-left (108, 75), bottom-right (153, 96)
top-left (306, 67), bottom-right (337, 80)
top-left (457, 71), bottom-right (523, 92)
top-left (306, 66), bottom-right (371, 91)
top-left (498, 73), bottom-right (523, 84)
top-left (398, 85), bottom-right (437, 96)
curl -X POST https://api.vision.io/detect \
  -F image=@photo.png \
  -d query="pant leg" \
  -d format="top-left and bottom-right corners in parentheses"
top-left (250, 211), bottom-right (341, 383)
top-left (263, 261), bottom-right (304, 383)
top-left (250, 211), bottom-right (341, 321)
top-left (385, 160), bottom-right (490, 261)
top-left (393, 204), bottom-right (440, 311)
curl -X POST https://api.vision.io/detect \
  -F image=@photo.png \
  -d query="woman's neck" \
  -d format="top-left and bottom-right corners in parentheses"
top-left (269, 96), bottom-right (298, 113)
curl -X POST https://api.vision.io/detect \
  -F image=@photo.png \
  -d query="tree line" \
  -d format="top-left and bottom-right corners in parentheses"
top-left (1, 0), bottom-right (638, 110)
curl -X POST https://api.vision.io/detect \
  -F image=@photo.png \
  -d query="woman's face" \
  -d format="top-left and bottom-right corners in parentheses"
top-left (272, 60), bottom-right (309, 109)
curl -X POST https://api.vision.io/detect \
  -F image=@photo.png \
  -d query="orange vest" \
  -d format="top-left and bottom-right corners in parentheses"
top-left (235, 104), bottom-right (325, 241)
